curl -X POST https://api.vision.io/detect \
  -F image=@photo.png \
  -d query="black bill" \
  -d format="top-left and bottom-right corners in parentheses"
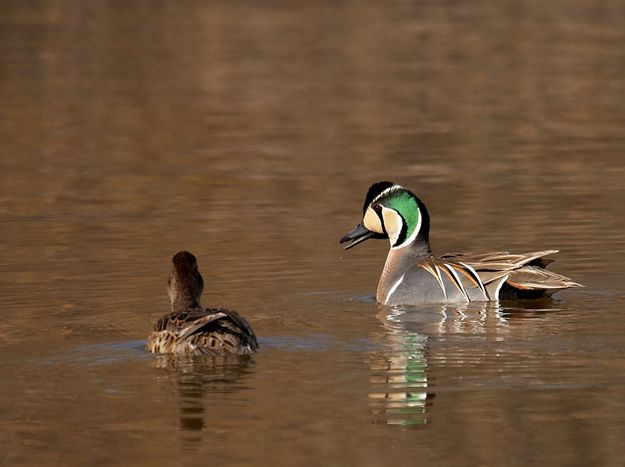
top-left (339, 223), bottom-right (375, 250)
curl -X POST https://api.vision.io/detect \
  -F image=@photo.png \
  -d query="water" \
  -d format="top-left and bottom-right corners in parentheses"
top-left (2, 1), bottom-right (625, 465)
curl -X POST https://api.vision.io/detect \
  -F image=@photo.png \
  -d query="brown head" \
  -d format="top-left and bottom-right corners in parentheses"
top-left (168, 251), bottom-right (204, 311)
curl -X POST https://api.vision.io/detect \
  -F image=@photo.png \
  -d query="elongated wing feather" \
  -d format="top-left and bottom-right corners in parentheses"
top-left (507, 266), bottom-right (583, 290)
top-left (438, 250), bottom-right (581, 299)
top-left (175, 311), bottom-right (228, 342)
top-left (441, 250), bottom-right (559, 271)
top-left (218, 308), bottom-right (258, 346)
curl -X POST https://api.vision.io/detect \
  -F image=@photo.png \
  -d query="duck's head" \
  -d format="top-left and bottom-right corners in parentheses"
top-left (168, 251), bottom-right (204, 310)
top-left (340, 181), bottom-right (430, 251)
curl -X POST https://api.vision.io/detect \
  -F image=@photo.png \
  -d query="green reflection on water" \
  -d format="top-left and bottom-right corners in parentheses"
top-left (368, 329), bottom-right (429, 426)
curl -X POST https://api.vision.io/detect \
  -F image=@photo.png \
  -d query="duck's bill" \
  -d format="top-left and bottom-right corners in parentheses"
top-left (339, 223), bottom-right (375, 250)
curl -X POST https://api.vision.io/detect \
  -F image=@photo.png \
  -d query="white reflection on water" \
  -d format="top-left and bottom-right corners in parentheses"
top-left (367, 328), bottom-right (429, 426)
top-left (368, 302), bottom-right (510, 426)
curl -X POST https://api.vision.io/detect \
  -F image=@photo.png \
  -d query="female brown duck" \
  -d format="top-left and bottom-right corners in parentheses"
top-left (146, 251), bottom-right (258, 356)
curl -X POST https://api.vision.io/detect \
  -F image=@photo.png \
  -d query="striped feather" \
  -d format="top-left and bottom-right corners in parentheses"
top-left (442, 264), bottom-right (470, 302)
top-left (440, 250), bottom-right (582, 299)
top-left (410, 250), bottom-right (581, 302)
top-left (457, 261), bottom-right (488, 299)
top-left (147, 307), bottom-right (258, 356)
top-left (420, 263), bottom-right (449, 300)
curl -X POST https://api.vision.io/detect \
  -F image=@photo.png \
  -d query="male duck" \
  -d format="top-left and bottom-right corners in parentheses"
top-left (146, 251), bottom-right (258, 355)
top-left (340, 181), bottom-right (582, 306)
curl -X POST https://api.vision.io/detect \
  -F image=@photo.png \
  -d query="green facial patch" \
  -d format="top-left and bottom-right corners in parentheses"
top-left (383, 190), bottom-right (420, 242)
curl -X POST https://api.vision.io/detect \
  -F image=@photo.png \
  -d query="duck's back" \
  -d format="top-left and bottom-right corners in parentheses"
top-left (444, 250), bottom-right (582, 300)
top-left (147, 307), bottom-right (258, 356)
top-left (381, 250), bottom-right (582, 306)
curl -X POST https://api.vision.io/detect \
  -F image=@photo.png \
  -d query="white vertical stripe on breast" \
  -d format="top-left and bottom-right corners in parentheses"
top-left (385, 274), bottom-right (406, 305)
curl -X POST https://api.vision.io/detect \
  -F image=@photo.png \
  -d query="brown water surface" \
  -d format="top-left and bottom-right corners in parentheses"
top-left (2, 1), bottom-right (625, 466)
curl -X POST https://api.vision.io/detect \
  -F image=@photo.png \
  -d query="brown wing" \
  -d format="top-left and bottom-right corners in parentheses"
top-left (182, 308), bottom-right (258, 355)
top-left (153, 308), bottom-right (226, 334)
top-left (441, 250), bottom-right (560, 271)
top-left (441, 250), bottom-right (582, 299)
top-left (147, 307), bottom-right (258, 356)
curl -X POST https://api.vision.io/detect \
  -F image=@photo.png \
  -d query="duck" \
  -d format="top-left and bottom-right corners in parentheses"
top-left (340, 181), bottom-right (582, 306)
top-left (146, 251), bottom-right (258, 356)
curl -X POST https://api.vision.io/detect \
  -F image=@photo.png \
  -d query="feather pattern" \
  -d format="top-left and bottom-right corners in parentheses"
top-left (388, 251), bottom-right (580, 304)
top-left (342, 182), bottom-right (583, 305)
top-left (437, 250), bottom-right (582, 299)
top-left (146, 251), bottom-right (258, 356)
top-left (147, 307), bottom-right (258, 356)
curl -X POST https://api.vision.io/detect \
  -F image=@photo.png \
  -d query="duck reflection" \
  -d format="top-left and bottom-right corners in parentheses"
top-left (368, 302), bottom-right (508, 426)
top-left (367, 326), bottom-right (430, 426)
top-left (153, 354), bottom-right (254, 452)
